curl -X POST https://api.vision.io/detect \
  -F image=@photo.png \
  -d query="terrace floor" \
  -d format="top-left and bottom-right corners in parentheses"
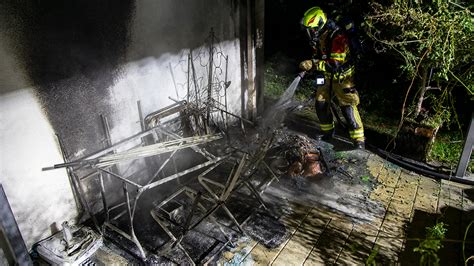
top-left (82, 136), bottom-right (474, 265)
top-left (215, 143), bottom-right (474, 265)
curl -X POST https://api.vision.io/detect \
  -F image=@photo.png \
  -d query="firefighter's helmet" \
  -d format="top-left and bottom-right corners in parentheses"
top-left (302, 7), bottom-right (327, 31)
top-left (301, 7), bottom-right (327, 47)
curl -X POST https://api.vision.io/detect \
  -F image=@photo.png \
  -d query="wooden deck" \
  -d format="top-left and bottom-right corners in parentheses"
top-left (81, 141), bottom-right (473, 265)
top-left (217, 148), bottom-right (474, 265)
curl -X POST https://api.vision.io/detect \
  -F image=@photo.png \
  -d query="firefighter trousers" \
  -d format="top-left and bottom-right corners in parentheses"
top-left (314, 75), bottom-right (364, 142)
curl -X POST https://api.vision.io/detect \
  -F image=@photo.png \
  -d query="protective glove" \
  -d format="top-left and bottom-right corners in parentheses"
top-left (299, 60), bottom-right (313, 71)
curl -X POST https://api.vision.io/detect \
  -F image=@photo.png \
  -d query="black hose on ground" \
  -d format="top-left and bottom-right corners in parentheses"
top-left (366, 143), bottom-right (474, 186)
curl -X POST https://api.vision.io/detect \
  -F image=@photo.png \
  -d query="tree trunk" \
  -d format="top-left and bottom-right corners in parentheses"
top-left (414, 66), bottom-right (429, 117)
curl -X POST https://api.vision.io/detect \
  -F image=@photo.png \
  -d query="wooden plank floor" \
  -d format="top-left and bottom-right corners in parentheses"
top-left (216, 148), bottom-right (474, 266)
top-left (78, 144), bottom-right (473, 265)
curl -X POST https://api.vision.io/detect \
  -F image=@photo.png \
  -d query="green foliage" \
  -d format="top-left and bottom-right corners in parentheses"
top-left (264, 62), bottom-right (294, 99)
top-left (362, 103), bottom-right (459, 164)
top-left (294, 78), bottom-right (315, 101)
top-left (430, 131), bottom-right (473, 172)
top-left (365, 1), bottom-right (473, 86)
top-left (364, 0), bottom-right (473, 129)
top-left (413, 222), bottom-right (448, 266)
top-left (404, 100), bottom-right (451, 129)
top-left (430, 138), bottom-right (461, 163)
top-left (334, 151), bottom-right (348, 159)
top-left (348, 242), bottom-right (360, 254)
top-left (361, 109), bottom-right (399, 135)
top-left (366, 245), bottom-right (379, 266)
top-left (264, 57), bottom-right (314, 101)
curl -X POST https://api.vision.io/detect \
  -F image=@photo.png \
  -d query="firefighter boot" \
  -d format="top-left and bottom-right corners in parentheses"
top-left (315, 100), bottom-right (335, 141)
top-left (314, 128), bottom-right (335, 141)
top-left (340, 105), bottom-right (365, 149)
top-left (354, 140), bottom-right (365, 149)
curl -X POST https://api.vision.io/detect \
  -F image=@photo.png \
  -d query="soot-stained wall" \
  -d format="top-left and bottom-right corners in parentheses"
top-left (0, 0), bottom-right (245, 249)
top-left (1, 0), bottom-right (136, 156)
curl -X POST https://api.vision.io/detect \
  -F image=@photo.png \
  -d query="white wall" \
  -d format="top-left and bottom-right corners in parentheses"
top-left (106, 42), bottom-right (243, 143)
top-left (0, 88), bottom-right (79, 249)
top-left (0, 41), bottom-right (79, 248)
top-left (0, 0), bottom-right (244, 250)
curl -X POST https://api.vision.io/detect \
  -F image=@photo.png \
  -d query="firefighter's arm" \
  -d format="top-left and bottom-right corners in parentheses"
top-left (299, 59), bottom-right (326, 72)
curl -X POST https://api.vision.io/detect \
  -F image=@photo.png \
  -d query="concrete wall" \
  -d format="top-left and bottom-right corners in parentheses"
top-left (0, 0), bottom-right (248, 250)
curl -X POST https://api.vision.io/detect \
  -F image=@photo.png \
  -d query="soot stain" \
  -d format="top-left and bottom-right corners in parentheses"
top-left (1, 0), bottom-right (135, 156)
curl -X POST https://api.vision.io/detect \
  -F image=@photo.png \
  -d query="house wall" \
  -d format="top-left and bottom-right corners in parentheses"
top-left (0, 0), bottom-right (252, 249)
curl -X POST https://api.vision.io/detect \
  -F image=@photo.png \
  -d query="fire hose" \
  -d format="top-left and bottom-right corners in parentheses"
top-left (367, 143), bottom-right (474, 186)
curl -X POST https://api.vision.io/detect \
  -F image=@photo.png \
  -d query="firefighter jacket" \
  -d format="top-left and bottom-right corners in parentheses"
top-left (312, 29), bottom-right (354, 81)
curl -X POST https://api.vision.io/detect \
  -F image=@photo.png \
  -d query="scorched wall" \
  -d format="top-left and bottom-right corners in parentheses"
top-left (0, 0), bottom-right (259, 250)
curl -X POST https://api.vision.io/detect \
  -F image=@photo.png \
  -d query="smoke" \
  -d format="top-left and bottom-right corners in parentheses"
top-left (259, 75), bottom-right (303, 135)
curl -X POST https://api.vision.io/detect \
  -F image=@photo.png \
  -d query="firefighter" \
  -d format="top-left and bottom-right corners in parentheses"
top-left (299, 6), bottom-right (365, 149)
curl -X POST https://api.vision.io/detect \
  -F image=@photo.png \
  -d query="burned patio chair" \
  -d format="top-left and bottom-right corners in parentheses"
top-left (239, 137), bottom-right (280, 198)
top-left (148, 159), bottom-right (244, 265)
top-left (149, 187), bottom-right (203, 264)
top-left (196, 148), bottom-right (280, 234)
top-left (196, 154), bottom-right (249, 233)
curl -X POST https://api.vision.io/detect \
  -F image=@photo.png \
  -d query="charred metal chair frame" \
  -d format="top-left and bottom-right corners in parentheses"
top-left (43, 97), bottom-right (280, 261)
top-left (44, 101), bottom-right (226, 260)
top-left (147, 155), bottom-right (247, 265)
top-left (197, 138), bottom-right (281, 234)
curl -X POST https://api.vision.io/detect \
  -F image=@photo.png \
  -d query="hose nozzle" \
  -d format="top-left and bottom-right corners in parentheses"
top-left (298, 71), bottom-right (306, 79)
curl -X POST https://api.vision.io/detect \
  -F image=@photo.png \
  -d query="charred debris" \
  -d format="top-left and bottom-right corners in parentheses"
top-left (36, 32), bottom-right (333, 264)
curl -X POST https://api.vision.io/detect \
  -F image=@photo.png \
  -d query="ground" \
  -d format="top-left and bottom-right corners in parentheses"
top-left (72, 135), bottom-right (474, 265)
top-left (215, 139), bottom-right (474, 265)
